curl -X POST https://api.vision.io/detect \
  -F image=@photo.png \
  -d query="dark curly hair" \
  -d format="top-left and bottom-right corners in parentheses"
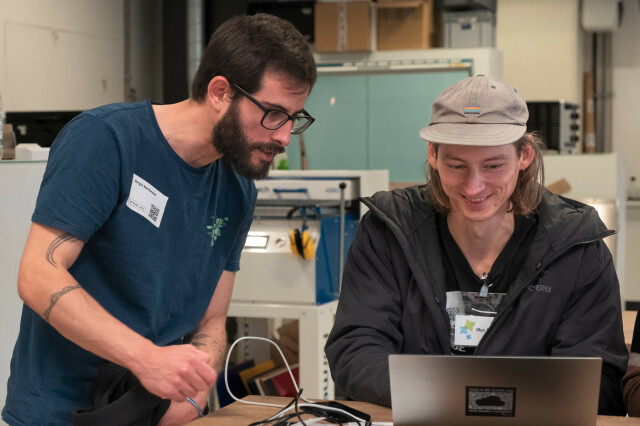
top-left (191, 13), bottom-right (317, 101)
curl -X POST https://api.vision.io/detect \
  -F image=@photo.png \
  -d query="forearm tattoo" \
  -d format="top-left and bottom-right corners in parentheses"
top-left (191, 328), bottom-right (227, 370)
top-left (43, 285), bottom-right (81, 323)
top-left (46, 233), bottom-right (79, 267)
top-left (190, 333), bottom-right (213, 348)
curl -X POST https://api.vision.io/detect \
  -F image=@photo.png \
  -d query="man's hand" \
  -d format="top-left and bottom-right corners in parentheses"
top-left (133, 344), bottom-right (217, 401)
top-left (152, 270), bottom-right (234, 423)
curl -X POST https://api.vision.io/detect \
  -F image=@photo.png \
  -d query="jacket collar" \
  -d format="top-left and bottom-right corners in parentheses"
top-left (360, 186), bottom-right (614, 303)
top-left (362, 186), bottom-right (612, 265)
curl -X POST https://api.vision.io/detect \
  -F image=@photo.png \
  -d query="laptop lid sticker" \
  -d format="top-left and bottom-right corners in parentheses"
top-left (466, 386), bottom-right (516, 417)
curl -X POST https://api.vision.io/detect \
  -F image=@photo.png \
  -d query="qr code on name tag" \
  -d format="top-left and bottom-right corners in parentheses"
top-left (148, 204), bottom-right (160, 222)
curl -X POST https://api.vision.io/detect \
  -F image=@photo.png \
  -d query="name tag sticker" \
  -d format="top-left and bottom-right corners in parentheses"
top-left (454, 315), bottom-right (494, 347)
top-left (126, 174), bottom-right (168, 228)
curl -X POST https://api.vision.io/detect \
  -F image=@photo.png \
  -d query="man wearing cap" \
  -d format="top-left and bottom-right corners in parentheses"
top-left (325, 75), bottom-right (627, 415)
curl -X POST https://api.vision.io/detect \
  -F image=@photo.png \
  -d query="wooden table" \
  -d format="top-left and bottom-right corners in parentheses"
top-left (190, 395), bottom-right (640, 425)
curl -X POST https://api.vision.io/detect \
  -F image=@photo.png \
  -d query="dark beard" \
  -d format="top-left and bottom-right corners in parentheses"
top-left (212, 102), bottom-right (285, 179)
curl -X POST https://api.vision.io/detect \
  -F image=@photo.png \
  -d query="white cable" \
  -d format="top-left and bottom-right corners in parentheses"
top-left (224, 336), bottom-right (307, 408)
top-left (223, 336), bottom-right (368, 424)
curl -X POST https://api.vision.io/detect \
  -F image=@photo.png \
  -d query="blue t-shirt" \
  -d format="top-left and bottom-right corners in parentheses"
top-left (3, 101), bottom-right (256, 425)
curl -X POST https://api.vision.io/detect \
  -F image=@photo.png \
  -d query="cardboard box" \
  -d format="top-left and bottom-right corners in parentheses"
top-left (546, 178), bottom-right (572, 196)
top-left (2, 124), bottom-right (16, 160)
top-left (377, 0), bottom-right (434, 51)
top-left (314, 1), bottom-right (375, 53)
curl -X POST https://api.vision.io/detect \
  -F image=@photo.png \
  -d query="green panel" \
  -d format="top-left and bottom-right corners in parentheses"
top-left (368, 71), bottom-right (469, 182)
top-left (287, 75), bottom-right (368, 170)
top-left (287, 69), bottom-right (470, 179)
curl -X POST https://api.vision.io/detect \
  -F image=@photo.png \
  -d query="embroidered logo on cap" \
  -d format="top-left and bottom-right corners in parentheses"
top-left (463, 106), bottom-right (481, 114)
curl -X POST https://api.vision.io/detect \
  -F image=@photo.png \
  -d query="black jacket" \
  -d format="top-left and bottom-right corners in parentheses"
top-left (325, 186), bottom-right (628, 415)
top-left (72, 363), bottom-right (170, 426)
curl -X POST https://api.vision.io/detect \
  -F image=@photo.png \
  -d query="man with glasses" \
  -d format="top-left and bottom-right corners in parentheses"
top-left (3, 13), bottom-right (316, 425)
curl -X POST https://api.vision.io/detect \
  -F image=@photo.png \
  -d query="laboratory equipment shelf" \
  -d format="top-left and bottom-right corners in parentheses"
top-left (228, 301), bottom-right (338, 400)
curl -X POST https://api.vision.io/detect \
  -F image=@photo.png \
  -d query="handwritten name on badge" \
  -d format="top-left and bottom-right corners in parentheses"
top-left (126, 174), bottom-right (168, 228)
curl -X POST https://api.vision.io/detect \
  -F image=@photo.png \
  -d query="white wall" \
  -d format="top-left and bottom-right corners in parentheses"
top-left (496, 0), bottom-right (584, 103)
top-left (612, 0), bottom-right (640, 301)
top-left (0, 0), bottom-right (125, 111)
top-left (613, 0), bottom-right (640, 180)
top-left (127, 0), bottom-right (164, 102)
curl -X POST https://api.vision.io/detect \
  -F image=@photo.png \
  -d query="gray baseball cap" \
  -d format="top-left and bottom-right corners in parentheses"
top-left (419, 75), bottom-right (528, 146)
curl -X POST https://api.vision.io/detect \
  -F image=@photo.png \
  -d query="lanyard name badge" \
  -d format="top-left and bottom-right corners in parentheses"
top-left (448, 273), bottom-right (505, 348)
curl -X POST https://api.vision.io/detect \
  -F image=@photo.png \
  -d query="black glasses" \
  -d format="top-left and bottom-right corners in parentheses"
top-left (230, 82), bottom-right (315, 135)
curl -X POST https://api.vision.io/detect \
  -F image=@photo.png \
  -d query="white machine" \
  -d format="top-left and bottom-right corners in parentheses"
top-left (228, 170), bottom-right (388, 400)
top-left (233, 169), bottom-right (389, 305)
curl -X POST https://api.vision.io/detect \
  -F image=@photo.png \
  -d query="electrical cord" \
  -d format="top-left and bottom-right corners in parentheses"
top-left (224, 336), bottom-right (370, 425)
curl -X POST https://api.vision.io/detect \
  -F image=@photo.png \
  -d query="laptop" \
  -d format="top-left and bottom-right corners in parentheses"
top-left (389, 355), bottom-right (602, 426)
